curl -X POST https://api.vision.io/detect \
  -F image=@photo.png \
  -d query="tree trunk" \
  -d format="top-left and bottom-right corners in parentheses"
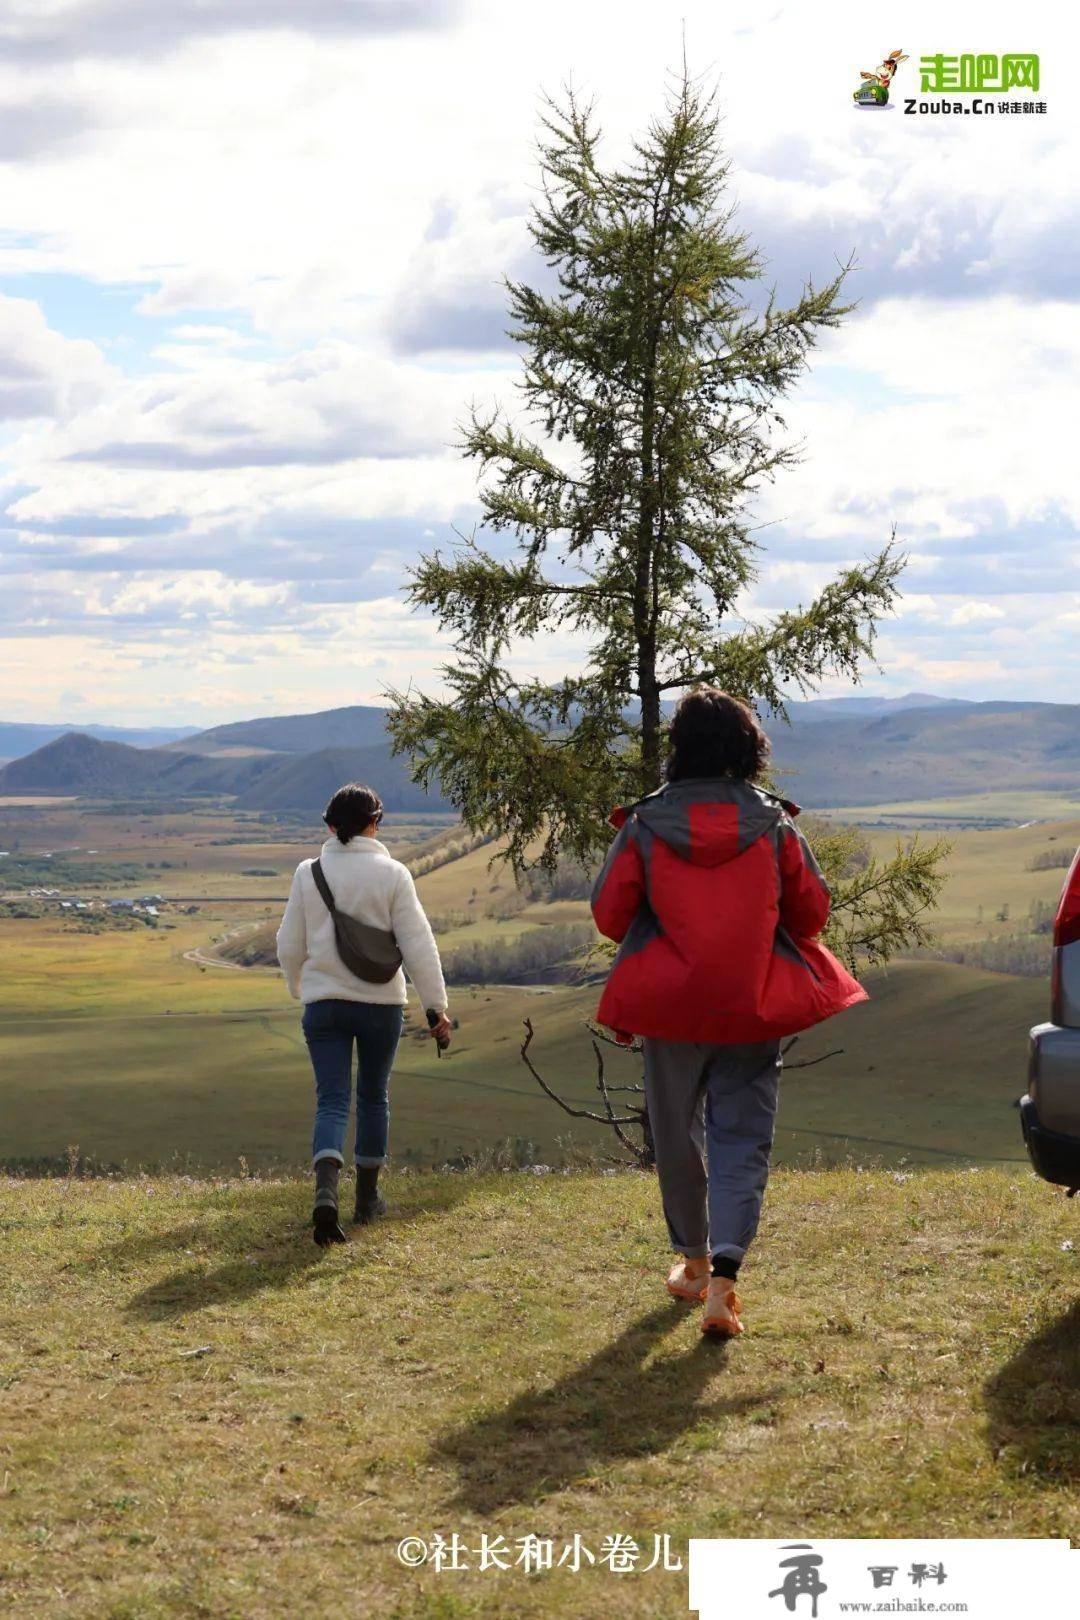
top-left (636, 373), bottom-right (662, 792)
top-left (638, 648), bottom-right (661, 791)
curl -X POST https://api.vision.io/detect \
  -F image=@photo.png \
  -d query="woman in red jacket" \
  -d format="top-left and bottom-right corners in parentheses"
top-left (590, 687), bottom-right (867, 1339)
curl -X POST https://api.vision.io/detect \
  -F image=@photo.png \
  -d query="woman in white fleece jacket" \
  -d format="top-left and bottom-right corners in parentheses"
top-left (276, 782), bottom-right (452, 1244)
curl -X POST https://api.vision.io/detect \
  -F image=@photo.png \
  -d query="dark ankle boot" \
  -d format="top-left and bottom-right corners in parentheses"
top-left (353, 1164), bottom-right (386, 1225)
top-left (312, 1158), bottom-right (346, 1246)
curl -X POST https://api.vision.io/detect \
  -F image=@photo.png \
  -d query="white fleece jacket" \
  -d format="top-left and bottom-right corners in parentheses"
top-left (275, 835), bottom-right (447, 1012)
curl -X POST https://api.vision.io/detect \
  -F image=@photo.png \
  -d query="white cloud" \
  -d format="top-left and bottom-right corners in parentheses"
top-left (741, 294), bottom-right (1080, 630)
top-left (946, 602), bottom-right (1008, 627)
top-left (83, 571), bottom-right (291, 620)
top-left (0, 294), bottom-right (111, 420)
top-left (0, 0), bottom-right (459, 63)
top-left (873, 652), bottom-right (1008, 689)
top-left (0, 0), bottom-right (1075, 719)
top-left (0, 1), bottom-right (1064, 334)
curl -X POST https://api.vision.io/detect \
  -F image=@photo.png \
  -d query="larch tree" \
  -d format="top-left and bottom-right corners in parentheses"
top-left (387, 68), bottom-right (946, 1000)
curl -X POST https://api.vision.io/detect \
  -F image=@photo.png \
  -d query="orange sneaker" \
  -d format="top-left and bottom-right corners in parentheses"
top-left (701, 1277), bottom-right (744, 1338)
top-left (666, 1255), bottom-right (711, 1302)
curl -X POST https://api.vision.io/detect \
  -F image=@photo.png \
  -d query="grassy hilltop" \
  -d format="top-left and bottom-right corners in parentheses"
top-left (2, 792), bottom-right (1078, 1615)
top-left (1, 1166), bottom-right (1078, 1618)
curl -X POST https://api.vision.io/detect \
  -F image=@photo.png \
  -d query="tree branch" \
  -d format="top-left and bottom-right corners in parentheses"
top-left (520, 1018), bottom-right (641, 1126)
top-left (591, 1037), bottom-right (650, 1161)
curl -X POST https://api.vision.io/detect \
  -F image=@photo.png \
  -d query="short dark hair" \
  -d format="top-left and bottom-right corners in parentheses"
top-left (665, 687), bottom-right (770, 783)
top-left (323, 783), bottom-right (384, 844)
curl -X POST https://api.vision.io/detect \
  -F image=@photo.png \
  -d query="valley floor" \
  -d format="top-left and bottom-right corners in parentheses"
top-left (1, 797), bottom-right (1077, 1174)
top-left (1, 1167), bottom-right (1077, 1618)
top-left (0, 958), bottom-right (1046, 1173)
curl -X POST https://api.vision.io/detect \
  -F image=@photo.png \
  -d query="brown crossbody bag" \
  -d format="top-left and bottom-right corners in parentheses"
top-left (310, 858), bottom-right (403, 984)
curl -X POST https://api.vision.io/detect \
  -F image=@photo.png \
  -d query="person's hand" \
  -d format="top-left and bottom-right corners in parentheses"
top-left (428, 1011), bottom-right (454, 1046)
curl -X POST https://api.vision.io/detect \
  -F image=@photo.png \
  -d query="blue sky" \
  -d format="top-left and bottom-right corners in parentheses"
top-left (0, 0), bottom-right (1075, 725)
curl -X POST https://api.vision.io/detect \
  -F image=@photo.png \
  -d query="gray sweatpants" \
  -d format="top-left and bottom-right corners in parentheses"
top-left (642, 1038), bottom-right (782, 1263)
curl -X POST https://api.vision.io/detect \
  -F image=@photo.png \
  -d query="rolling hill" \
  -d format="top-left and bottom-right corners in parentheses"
top-left (0, 732), bottom-right (174, 796)
top-left (230, 742), bottom-right (449, 813)
top-left (0, 729), bottom-right (448, 812)
top-left (768, 701), bottom-right (1080, 807)
top-left (0, 732), bottom-right (283, 799)
top-left (174, 703), bottom-right (390, 757)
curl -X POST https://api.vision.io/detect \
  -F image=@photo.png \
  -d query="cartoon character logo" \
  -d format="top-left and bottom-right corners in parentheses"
top-left (853, 48), bottom-right (909, 106)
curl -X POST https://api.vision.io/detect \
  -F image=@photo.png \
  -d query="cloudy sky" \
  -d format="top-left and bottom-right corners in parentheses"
top-left (0, 0), bottom-right (1075, 725)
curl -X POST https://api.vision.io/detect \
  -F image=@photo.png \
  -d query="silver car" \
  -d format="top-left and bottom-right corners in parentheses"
top-left (1021, 847), bottom-right (1080, 1190)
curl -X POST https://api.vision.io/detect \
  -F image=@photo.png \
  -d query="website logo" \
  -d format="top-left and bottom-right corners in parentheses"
top-left (852, 47), bottom-right (908, 108)
top-left (852, 47), bottom-right (1046, 118)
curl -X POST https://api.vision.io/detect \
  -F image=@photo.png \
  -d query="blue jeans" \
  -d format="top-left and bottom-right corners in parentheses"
top-left (641, 1038), bottom-right (782, 1263)
top-left (302, 999), bottom-right (405, 1168)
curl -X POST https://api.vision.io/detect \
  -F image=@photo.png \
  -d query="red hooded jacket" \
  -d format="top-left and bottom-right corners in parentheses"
top-left (590, 777), bottom-right (868, 1044)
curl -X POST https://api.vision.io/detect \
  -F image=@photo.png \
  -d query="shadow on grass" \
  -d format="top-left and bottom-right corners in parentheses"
top-left (436, 1302), bottom-right (784, 1513)
top-left (111, 1176), bottom-right (474, 1321)
top-left (983, 1299), bottom-right (1080, 1482)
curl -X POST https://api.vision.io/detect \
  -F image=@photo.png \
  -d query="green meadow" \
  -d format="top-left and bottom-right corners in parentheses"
top-left (0, 795), bottom-right (1077, 1174)
top-left (825, 789), bottom-right (1080, 828)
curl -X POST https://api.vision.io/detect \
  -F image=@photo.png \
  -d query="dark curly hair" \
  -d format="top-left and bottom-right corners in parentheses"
top-left (323, 782), bottom-right (384, 844)
top-left (665, 687), bottom-right (770, 783)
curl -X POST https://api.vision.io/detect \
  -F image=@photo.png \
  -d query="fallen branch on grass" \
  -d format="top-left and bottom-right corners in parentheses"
top-left (519, 1022), bottom-right (844, 1171)
top-left (519, 1018), bottom-right (654, 1167)
top-left (781, 1035), bottom-right (845, 1070)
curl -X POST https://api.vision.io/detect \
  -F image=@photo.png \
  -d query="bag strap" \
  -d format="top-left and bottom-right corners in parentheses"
top-left (310, 857), bottom-right (336, 915)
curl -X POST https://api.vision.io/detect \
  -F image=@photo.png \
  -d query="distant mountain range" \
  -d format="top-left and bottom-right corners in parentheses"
top-left (0, 695), bottom-right (1077, 813)
top-left (771, 701), bottom-right (1080, 807)
top-left (0, 721), bottom-right (197, 762)
top-left (0, 693), bottom-right (962, 766)
top-left (0, 710), bottom-right (445, 814)
top-left (169, 706), bottom-right (389, 757)
top-left (782, 691), bottom-right (972, 725)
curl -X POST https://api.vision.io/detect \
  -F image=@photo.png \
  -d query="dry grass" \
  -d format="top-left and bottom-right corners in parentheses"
top-left (1, 1166), bottom-right (1078, 1618)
